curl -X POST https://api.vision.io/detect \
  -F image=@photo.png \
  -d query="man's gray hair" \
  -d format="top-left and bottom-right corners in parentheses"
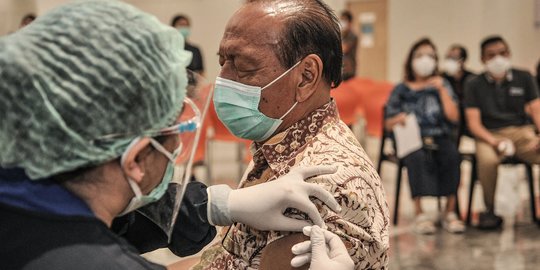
top-left (247, 0), bottom-right (343, 88)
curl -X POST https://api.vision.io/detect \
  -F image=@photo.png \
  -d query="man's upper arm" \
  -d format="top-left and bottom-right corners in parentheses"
top-left (305, 165), bottom-right (389, 268)
top-left (465, 107), bottom-right (482, 128)
top-left (527, 98), bottom-right (540, 122)
top-left (259, 233), bottom-right (309, 270)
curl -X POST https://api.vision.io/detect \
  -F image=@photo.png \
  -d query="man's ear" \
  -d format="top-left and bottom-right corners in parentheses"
top-left (121, 138), bottom-right (151, 184)
top-left (296, 54), bottom-right (323, 103)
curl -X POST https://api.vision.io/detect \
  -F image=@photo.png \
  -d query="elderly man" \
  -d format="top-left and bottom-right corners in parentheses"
top-left (194, 0), bottom-right (389, 269)
top-left (465, 35), bottom-right (540, 230)
top-left (0, 1), bottom-right (351, 269)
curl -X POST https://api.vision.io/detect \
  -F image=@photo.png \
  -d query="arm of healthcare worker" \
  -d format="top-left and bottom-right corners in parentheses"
top-left (207, 165), bottom-right (341, 231)
top-left (113, 165), bottom-right (340, 256)
top-left (112, 181), bottom-right (217, 257)
top-left (290, 225), bottom-right (354, 270)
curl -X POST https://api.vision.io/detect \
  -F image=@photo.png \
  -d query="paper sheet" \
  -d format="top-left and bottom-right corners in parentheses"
top-left (393, 114), bottom-right (422, 158)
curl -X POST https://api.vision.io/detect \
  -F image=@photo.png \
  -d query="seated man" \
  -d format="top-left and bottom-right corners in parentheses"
top-left (464, 35), bottom-right (540, 230)
top-left (194, 0), bottom-right (389, 269)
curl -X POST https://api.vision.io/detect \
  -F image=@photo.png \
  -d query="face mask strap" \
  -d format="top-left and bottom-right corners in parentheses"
top-left (279, 101), bottom-right (298, 120)
top-left (127, 178), bottom-right (143, 198)
top-left (121, 137), bottom-right (144, 199)
top-left (262, 60), bottom-right (302, 90)
top-left (149, 138), bottom-right (175, 162)
top-left (184, 97), bottom-right (202, 124)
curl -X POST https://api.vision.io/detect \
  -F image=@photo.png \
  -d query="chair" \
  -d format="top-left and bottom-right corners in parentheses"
top-left (331, 79), bottom-right (363, 127)
top-left (356, 80), bottom-right (393, 138)
top-left (377, 107), bottom-right (461, 225)
top-left (465, 155), bottom-right (538, 225)
top-left (331, 78), bottom-right (367, 144)
top-left (376, 122), bottom-right (404, 225)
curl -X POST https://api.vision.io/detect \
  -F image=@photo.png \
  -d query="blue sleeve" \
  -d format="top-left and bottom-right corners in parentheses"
top-left (385, 84), bottom-right (405, 118)
top-left (442, 78), bottom-right (458, 102)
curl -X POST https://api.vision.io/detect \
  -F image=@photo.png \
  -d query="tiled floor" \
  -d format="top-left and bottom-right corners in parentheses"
top-left (145, 135), bottom-right (540, 269)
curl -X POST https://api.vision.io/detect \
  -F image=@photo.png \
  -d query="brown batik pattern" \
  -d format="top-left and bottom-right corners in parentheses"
top-left (193, 100), bottom-right (390, 270)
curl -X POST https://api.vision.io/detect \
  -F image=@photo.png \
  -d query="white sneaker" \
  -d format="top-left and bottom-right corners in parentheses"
top-left (414, 214), bottom-right (436, 235)
top-left (442, 212), bottom-right (465, 234)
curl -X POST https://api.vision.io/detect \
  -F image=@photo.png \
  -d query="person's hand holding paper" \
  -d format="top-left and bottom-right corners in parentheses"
top-left (392, 113), bottom-right (422, 158)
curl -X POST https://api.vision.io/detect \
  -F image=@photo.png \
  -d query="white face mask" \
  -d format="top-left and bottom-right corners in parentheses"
top-left (485, 55), bottom-right (511, 78)
top-left (412, 55), bottom-right (436, 78)
top-left (442, 59), bottom-right (460, 76)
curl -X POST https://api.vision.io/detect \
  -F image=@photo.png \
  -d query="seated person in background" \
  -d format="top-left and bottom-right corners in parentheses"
top-left (464, 35), bottom-right (540, 230)
top-left (194, 0), bottom-right (389, 269)
top-left (171, 14), bottom-right (204, 75)
top-left (385, 38), bottom-right (465, 234)
top-left (340, 10), bottom-right (358, 81)
top-left (442, 44), bottom-right (476, 138)
top-left (19, 13), bottom-right (36, 28)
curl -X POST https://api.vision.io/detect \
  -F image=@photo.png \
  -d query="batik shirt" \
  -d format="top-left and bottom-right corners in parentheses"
top-left (194, 100), bottom-right (389, 270)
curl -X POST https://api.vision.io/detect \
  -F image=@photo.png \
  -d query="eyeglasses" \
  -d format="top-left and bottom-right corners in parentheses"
top-left (91, 97), bottom-right (201, 143)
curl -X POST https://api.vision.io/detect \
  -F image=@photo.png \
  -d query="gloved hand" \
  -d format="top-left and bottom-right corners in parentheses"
top-left (290, 225), bottom-right (354, 270)
top-left (207, 165), bottom-right (340, 231)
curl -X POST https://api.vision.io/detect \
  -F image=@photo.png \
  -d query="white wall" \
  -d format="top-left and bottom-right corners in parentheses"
top-left (6, 0), bottom-right (538, 83)
top-left (24, 0), bottom-right (345, 81)
top-left (0, 0), bottom-right (36, 35)
top-left (31, 0), bottom-right (243, 81)
top-left (388, 0), bottom-right (540, 83)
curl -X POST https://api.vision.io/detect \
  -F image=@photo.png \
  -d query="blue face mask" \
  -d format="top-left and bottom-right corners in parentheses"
top-left (213, 61), bottom-right (301, 141)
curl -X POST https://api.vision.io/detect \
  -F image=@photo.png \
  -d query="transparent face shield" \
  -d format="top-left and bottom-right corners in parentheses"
top-left (136, 71), bottom-right (213, 242)
top-left (92, 71), bottom-right (213, 242)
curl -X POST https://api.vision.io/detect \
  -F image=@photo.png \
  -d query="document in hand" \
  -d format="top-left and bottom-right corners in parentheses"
top-left (392, 114), bottom-right (422, 158)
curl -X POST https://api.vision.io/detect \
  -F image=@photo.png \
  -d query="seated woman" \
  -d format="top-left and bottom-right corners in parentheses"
top-left (384, 38), bottom-right (465, 234)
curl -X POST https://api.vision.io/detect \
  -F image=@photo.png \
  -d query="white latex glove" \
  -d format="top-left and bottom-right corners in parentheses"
top-left (227, 166), bottom-right (340, 231)
top-left (290, 225), bottom-right (354, 270)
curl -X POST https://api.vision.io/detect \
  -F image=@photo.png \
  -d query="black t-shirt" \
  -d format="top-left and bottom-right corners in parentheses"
top-left (464, 69), bottom-right (540, 130)
top-left (185, 42), bottom-right (204, 73)
top-left (443, 70), bottom-right (476, 136)
top-left (443, 69), bottom-right (476, 102)
top-left (0, 203), bottom-right (166, 270)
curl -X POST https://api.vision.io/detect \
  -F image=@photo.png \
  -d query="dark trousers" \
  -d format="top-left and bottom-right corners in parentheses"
top-left (401, 137), bottom-right (461, 198)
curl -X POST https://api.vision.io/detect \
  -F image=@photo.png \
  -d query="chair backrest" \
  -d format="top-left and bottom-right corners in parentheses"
top-left (377, 105), bottom-right (400, 172)
top-left (331, 81), bottom-right (362, 125)
top-left (362, 81), bottom-right (393, 137)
